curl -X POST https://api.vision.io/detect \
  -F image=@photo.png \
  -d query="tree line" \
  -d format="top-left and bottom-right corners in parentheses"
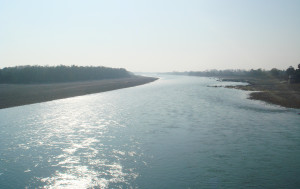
top-left (185, 64), bottom-right (300, 83)
top-left (285, 64), bottom-right (300, 83)
top-left (0, 65), bottom-right (132, 84)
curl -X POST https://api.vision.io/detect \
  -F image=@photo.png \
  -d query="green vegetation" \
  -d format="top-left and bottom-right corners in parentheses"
top-left (170, 65), bottom-right (300, 83)
top-left (189, 66), bottom-right (299, 81)
top-left (286, 64), bottom-right (300, 83)
top-left (0, 65), bottom-right (131, 84)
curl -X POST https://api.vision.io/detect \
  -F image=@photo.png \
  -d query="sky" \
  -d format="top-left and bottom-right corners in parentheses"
top-left (0, 0), bottom-right (300, 72)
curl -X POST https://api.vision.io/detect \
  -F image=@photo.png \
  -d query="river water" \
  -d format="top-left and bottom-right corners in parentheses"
top-left (0, 75), bottom-right (299, 188)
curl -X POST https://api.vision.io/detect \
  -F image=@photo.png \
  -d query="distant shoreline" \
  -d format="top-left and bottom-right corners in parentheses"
top-left (219, 76), bottom-right (300, 109)
top-left (0, 76), bottom-right (158, 109)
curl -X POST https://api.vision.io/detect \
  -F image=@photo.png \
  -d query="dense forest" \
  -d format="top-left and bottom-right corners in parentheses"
top-left (172, 65), bottom-right (300, 83)
top-left (0, 65), bottom-right (132, 84)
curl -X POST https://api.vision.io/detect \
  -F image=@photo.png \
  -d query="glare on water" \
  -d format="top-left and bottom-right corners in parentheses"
top-left (0, 75), bottom-right (299, 188)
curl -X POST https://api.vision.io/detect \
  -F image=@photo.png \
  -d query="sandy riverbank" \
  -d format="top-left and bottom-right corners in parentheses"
top-left (221, 77), bottom-right (300, 109)
top-left (0, 76), bottom-right (158, 109)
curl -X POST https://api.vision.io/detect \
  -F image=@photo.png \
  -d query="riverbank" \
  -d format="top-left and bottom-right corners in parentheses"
top-left (0, 76), bottom-right (158, 109)
top-left (221, 76), bottom-right (300, 109)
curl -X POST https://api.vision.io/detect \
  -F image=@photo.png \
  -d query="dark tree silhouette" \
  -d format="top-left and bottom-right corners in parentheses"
top-left (270, 68), bottom-right (280, 77)
top-left (174, 65), bottom-right (299, 83)
top-left (295, 64), bottom-right (300, 82)
top-left (188, 68), bottom-right (273, 78)
top-left (286, 66), bottom-right (295, 76)
top-left (0, 65), bottom-right (132, 84)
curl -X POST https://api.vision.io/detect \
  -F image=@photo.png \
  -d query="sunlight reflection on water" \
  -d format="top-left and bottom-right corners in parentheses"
top-left (19, 96), bottom-right (141, 188)
top-left (0, 76), bottom-right (299, 188)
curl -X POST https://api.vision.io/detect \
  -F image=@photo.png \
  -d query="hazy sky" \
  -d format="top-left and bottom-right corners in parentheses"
top-left (0, 0), bottom-right (299, 72)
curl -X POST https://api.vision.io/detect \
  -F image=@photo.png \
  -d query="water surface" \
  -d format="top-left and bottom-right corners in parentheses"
top-left (0, 75), bottom-right (299, 188)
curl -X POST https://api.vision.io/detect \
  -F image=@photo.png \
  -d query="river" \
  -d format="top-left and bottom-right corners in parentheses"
top-left (0, 75), bottom-right (299, 188)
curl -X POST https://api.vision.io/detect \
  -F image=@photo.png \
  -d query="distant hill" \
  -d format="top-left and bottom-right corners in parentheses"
top-left (0, 65), bottom-right (132, 84)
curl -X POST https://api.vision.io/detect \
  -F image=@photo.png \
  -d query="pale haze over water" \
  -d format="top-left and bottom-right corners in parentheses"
top-left (0, 0), bottom-right (300, 71)
top-left (0, 75), bottom-right (299, 188)
top-left (1, 1), bottom-right (300, 188)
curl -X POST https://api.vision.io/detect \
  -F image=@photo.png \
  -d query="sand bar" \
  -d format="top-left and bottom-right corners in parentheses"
top-left (223, 77), bottom-right (300, 109)
top-left (0, 76), bottom-right (158, 109)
